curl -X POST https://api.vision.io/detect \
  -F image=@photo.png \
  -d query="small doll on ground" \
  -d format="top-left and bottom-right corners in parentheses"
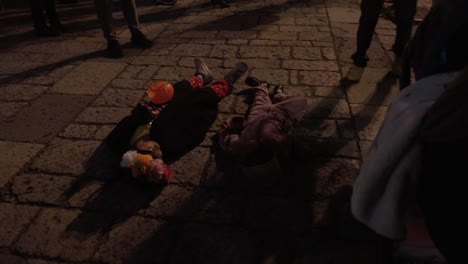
top-left (118, 59), bottom-right (248, 184)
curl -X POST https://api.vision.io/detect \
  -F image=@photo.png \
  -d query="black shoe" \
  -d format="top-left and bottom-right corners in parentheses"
top-left (245, 76), bottom-right (270, 88)
top-left (272, 84), bottom-right (284, 95)
top-left (50, 16), bottom-right (66, 33)
top-left (224, 62), bottom-right (248, 87)
top-left (35, 27), bottom-right (61, 37)
top-left (131, 31), bottom-right (153, 48)
top-left (106, 39), bottom-right (123, 58)
top-left (194, 58), bottom-right (213, 86)
top-left (51, 22), bottom-right (67, 33)
top-left (156, 0), bottom-right (177, 6)
top-left (211, 0), bottom-right (230, 8)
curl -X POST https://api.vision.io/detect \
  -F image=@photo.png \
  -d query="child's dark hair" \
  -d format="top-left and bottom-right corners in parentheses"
top-left (400, 0), bottom-right (468, 88)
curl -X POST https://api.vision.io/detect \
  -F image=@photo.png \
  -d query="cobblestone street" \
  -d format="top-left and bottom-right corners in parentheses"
top-left (0, 0), bottom-right (431, 263)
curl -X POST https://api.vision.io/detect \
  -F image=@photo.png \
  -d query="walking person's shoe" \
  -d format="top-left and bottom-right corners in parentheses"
top-left (35, 26), bottom-right (61, 37)
top-left (245, 77), bottom-right (270, 88)
top-left (106, 39), bottom-right (123, 58)
top-left (156, 0), bottom-right (177, 6)
top-left (345, 64), bottom-right (365, 82)
top-left (224, 62), bottom-right (248, 87)
top-left (131, 31), bottom-right (153, 48)
top-left (194, 58), bottom-right (213, 86)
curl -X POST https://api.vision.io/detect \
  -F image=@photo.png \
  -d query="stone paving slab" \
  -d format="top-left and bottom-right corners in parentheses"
top-left (346, 67), bottom-right (400, 106)
top-left (169, 223), bottom-right (256, 264)
top-left (0, 94), bottom-right (94, 143)
top-left (18, 41), bottom-right (104, 54)
top-left (14, 208), bottom-right (102, 262)
top-left (75, 107), bottom-right (132, 124)
top-left (0, 203), bottom-right (40, 247)
top-left (0, 101), bottom-right (28, 121)
top-left (11, 174), bottom-right (76, 205)
top-left (92, 88), bottom-right (145, 108)
top-left (351, 104), bottom-right (388, 140)
top-left (50, 61), bottom-right (127, 95)
top-left (59, 123), bottom-right (99, 140)
top-left (0, 61), bottom-right (47, 75)
top-left (31, 139), bottom-right (100, 175)
top-left (95, 217), bottom-right (176, 264)
top-left (0, 141), bottom-right (44, 189)
top-left (21, 64), bottom-right (78, 86)
top-left (170, 147), bottom-right (211, 186)
top-left (0, 84), bottom-right (49, 101)
top-left (327, 7), bottom-right (360, 23)
top-left (335, 37), bottom-right (391, 67)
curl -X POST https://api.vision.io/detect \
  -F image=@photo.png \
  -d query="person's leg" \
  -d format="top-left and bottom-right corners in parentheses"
top-left (43, 0), bottom-right (63, 32)
top-left (246, 85), bottom-right (272, 121)
top-left (392, 0), bottom-right (417, 58)
top-left (171, 59), bottom-right (214, 100)
top-left (30, 0), bottom-right (47, 33)
top-left (120, 0), bottom-right (153, 48)
top-left (94, 0), bottom-right (123, 58)
top-left (272, 87), bottom-right (307, 122)
top-left (346, 0), bottom-right (384, 81)
top-left (352, 0), bottom-right (385, 67)
top-left (390, 0), bottom-right (416, 76)
top-left (94, 0), bottom-right (116, 41)
top-left (119, 0), bottom-right (139, 34)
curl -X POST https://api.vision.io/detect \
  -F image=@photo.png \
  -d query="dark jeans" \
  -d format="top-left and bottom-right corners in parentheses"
top-left (30, 0), bottom-right (61, 31)
top-left (94, 0), bottom-right (140, 41)
top-left (352, 0), bottom-right (417, 67)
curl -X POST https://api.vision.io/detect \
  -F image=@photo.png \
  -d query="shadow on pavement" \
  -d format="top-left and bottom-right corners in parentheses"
top-left (60, 70), bottom-right (398, 262)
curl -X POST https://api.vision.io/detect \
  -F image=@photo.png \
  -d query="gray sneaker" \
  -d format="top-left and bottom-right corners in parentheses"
top-left (345, 65), bottom-right (364, 82)
top-left (224, 62), bottom-right (248, 87)
top-left (194, 58), bottom-right (213, 86)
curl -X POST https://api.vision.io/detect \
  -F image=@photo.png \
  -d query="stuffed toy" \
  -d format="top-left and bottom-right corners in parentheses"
top-left (120, 150), bottom-right (172, 184)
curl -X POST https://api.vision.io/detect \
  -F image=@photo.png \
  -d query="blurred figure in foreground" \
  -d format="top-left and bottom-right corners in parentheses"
top-left (351, 0), bottom-right (468, 262)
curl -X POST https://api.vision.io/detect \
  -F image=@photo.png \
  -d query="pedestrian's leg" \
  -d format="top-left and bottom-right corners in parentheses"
top-left (121, 0), bottom-right (153, 48)
top-left (353, 0), bottom-right (385, 67)
top-left (346, 0), bottom-right (384, 81)
top-left (94, 0), bottom-right (116, 41)
top-left (43, 0), bottom-right (63, 32)
top-left (95, 0), bottom-right (123, 57)
top-left (392, 0), bottom-right (417, 58)
top-left (390, 0), bottom-right (416, 76)
top-left (30, 0), bottom-right (47, 33)
top-left (119, 0), bottom-right (140, 34)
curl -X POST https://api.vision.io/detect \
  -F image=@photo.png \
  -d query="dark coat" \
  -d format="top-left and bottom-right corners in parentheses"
top-left (150, 80), bottom-right (220, 163)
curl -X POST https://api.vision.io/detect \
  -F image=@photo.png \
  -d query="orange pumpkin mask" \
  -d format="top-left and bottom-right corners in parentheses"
top-left (147, 81), bottom-right (174, 105)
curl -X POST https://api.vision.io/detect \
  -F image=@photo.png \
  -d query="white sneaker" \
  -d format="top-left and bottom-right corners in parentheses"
top-left (345, 65), bottom-right (364, 82)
